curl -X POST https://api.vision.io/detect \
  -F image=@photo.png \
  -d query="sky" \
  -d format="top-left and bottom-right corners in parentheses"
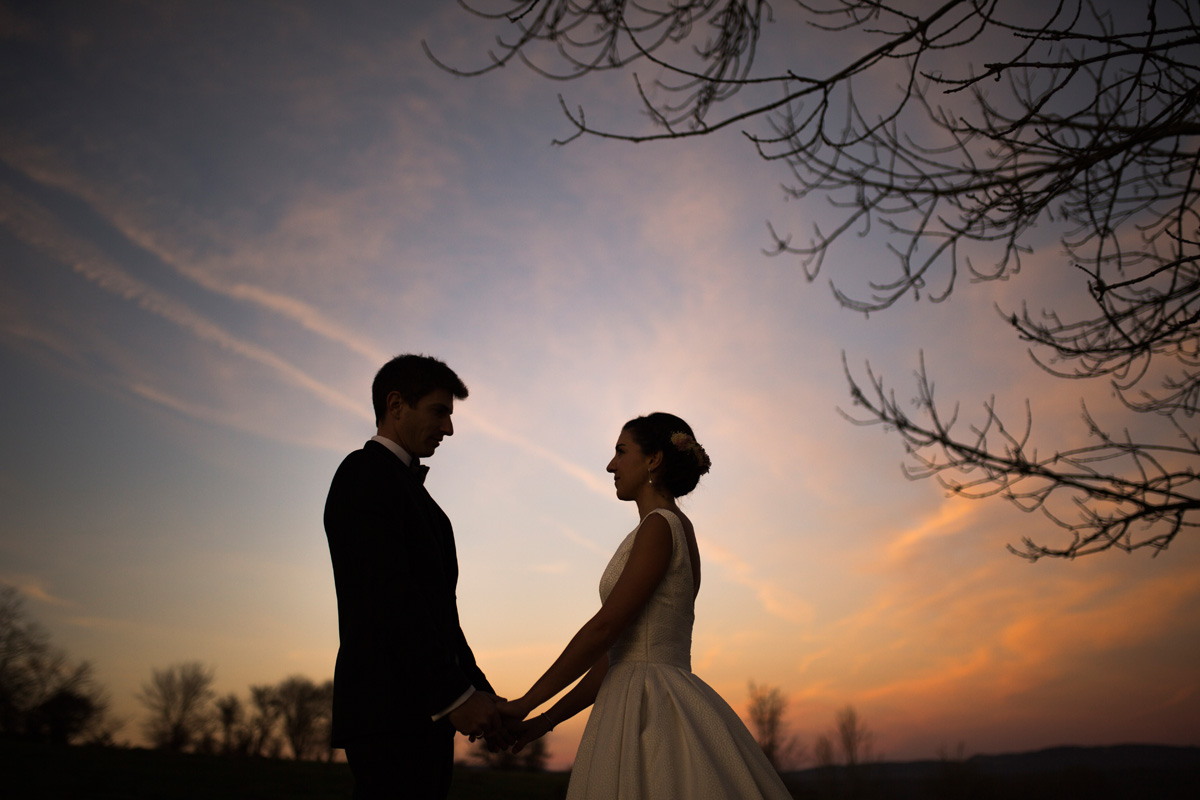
top-left (2, 0), bottom-right (1198, 771)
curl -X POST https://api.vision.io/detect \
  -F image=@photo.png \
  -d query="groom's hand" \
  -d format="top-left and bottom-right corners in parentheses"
top-left (448, 692), bottom-right (502, 739)
top-left (450, 692), bottom-right (514, 750)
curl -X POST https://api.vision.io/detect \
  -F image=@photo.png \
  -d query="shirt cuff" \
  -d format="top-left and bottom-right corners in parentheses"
top-left (431, 686), bottom-right (476, 722)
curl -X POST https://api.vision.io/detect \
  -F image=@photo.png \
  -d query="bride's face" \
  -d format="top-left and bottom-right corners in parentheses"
top-left (607, 428), bottom-right (652, 501)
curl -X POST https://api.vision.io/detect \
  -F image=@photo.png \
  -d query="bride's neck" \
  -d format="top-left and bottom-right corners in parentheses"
top-left (635, 487), bottom-right (677, 519)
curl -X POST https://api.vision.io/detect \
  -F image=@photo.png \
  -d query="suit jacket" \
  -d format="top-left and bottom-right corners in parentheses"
top-left (324, 440), bottom-right (493, 748)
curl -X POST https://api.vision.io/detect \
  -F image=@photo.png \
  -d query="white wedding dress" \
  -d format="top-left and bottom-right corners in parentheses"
top-left (567, 509), bottom-right (794, 799)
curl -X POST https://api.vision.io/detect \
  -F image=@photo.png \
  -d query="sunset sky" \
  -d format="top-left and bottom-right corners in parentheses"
top-left (2, 0), bottom-right (1197, 770)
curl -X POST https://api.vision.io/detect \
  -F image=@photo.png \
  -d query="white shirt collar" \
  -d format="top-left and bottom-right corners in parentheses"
top-left (370, 435), bottom-right (413, 467)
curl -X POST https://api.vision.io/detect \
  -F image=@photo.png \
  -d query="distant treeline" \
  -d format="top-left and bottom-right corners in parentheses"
top-left (0, 585), bottom-right (338, 760)
top-left (1, 586), bottom-right (119, 746)
top-left (0, 585), bottom-right (550, 769)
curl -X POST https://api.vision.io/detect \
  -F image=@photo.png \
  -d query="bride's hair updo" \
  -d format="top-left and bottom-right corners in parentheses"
top-left (623, 412), bottom-right (712, 498)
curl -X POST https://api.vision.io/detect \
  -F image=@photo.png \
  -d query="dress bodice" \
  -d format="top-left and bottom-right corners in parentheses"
top-left (600, 508), bottom-right (694, 670)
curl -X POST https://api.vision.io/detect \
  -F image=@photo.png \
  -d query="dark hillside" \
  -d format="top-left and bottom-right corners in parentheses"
top-left (4, 739), bottom-right (1197, 799)
top-left (785, 744), bottom-right (1200, 800)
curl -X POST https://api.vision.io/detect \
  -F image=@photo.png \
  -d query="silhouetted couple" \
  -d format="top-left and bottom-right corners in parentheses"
top-left (324, 354), bottom-right (792, 799)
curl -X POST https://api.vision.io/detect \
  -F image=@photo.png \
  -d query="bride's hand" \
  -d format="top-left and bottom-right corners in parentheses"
top-left (496, 697), bottom-right (531, 721)
top-left (507, 712), bottom-right (554, 754)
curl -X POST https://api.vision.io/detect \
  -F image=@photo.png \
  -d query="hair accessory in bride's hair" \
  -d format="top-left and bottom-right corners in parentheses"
top-left (670, 431), bottom-right (711, 475)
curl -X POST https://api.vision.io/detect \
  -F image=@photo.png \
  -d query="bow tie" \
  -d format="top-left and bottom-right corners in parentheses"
top-left (409, 459), bottom-right (429, 484)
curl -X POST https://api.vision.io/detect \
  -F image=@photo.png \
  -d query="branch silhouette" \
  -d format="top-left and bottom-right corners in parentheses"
top-left (434, 1), bottom-right (1200, 558)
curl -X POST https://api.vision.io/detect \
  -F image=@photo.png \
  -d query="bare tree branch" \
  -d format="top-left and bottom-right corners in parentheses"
top-left (437, 0), bottom-right (1200, 558)
top-left (841, 353), bottom-right (1200, 559)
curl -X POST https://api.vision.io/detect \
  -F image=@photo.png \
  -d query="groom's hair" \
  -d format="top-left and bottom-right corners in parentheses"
top-left (372, 354), bottom-right (468, 425)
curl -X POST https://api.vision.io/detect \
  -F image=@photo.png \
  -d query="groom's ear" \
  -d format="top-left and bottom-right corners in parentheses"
top-left (385, 390), bottom-right (407, 418)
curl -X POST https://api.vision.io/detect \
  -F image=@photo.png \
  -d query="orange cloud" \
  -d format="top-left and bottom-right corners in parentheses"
top-left (882, 498), bottom-right (980, 565)
top-left (701, 537), bottom-right (815, 625)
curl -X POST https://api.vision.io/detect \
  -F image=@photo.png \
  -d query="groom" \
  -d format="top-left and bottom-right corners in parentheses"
top-left (324, 354), bottom-right (504, 799)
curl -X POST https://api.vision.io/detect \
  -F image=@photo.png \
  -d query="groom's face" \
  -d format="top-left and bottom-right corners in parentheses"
top-left (391, 388), bottom-right (455, 458)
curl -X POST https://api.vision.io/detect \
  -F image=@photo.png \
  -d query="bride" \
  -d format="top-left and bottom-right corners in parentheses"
top-left (498, 413), bottom-right (793, 799)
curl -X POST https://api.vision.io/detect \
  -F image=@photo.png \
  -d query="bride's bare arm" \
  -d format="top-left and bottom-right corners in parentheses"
top-left (508, 513), bottom-right (673, 717)
top-left (507, 655), bottom-right (609, 752)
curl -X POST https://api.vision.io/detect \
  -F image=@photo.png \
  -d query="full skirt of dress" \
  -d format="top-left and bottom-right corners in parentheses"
top-left (566, 659), bottom-right (793, 799)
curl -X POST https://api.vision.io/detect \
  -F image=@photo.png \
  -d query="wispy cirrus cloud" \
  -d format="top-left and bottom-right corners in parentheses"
top-left (0, 179), bottom-right (367, 420)
top-left (460, 408), bottom-right (614, 497)
top-left (1, 574), bottom-right (74, 607)
top-left (881, 499), bottom-right (981, 565)
top-left (701, 537), bottom-right (815, 625)
top-left (807, 508), bottom-right (1200, 714)
top-left (2, 149), bottom-right (628, 486)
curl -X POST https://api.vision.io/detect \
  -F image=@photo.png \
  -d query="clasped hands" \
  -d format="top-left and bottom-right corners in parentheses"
top-left (447, 692), bottom-right (551, 753)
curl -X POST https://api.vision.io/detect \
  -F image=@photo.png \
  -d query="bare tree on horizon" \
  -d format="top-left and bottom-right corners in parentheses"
top-left (0, 586), bottom-right (118, 746)
top-left (748, 680), bottom-right (804, 770)
top-left (136, 661), bottom-right (215, 753)
top-left (469, 732), bottom-right (552, 771)
top-left (273, 675), bottom-right (334, 761)
top-left (433, 0), bottom-right (1200, 559)
top-left (815, 705), bottom-right (877, 796)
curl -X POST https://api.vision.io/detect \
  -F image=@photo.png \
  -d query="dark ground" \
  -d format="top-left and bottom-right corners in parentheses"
top-left (3, 740), bottom-right (1197, 799)
top-left (2, 741), bottom-right (569, 800)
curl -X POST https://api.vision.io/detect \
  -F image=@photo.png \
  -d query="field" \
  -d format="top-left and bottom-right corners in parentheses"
top-left (2, 741), bottom-right (570, 800)
top-left (4, 740), bottom-right (1198, 799)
